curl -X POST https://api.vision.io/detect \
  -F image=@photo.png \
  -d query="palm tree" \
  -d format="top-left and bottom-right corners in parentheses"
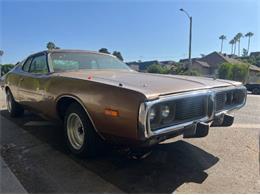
top-left (229, 39), bottom-right (235, 54)
top-left (219, 35), bottom-right (226, 53)
top-left (245, 32), bottom-right (254, 55)
top-left (112, 51), bottom-right (124, 61)
top-left (47, 42), bottom-right (56, 50)
top-left (233, 36), bottom-right (238, 55)
top-left (99, 48), bottom-right (110, 54)
top-left (235, 33), bottom-right (243, 56)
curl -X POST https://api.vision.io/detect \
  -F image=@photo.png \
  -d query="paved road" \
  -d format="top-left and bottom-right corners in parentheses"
top-left (0, 91), bottom-right (259, 193)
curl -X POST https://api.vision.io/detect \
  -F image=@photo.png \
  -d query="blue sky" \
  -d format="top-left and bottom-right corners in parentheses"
top-left (1, 0), bottom-right (259, 64)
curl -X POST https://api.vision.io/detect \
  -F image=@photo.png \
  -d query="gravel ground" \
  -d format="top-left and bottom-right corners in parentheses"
top-left (0, 90), bottom-right (259, 193)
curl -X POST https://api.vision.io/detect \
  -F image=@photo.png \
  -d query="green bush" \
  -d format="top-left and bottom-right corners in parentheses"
top-left (218, 63), bottom-right (233, 79)
top-left (147, 64), bottom-right (170, 74)
top-left (1, 64), bottom-right (15, 76)
top-left (218, 63), bottom-right (248, 83)
top-left (181, 69), bottom-right (200, 76)
top-left (173, 64), bottom-right (201, 76)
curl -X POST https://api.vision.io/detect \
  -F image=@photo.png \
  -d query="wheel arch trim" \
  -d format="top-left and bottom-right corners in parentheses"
top-left (55, 94), bottom-right (105, 140)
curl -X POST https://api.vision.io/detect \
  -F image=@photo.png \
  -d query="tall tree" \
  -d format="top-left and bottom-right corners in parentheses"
top-left (242, 48), bottom-right (248, 57)
top-left (219, 35), bottom-right (226, 53)
top-left (245, 32), bottom-right (254, 55)
top-left (235, 33), bottom-right (243, 56)
top-left (0, 50), bottom-right (4, 56)
top-left (112, 51), bottom-right (124, 61)
top-left (233, 35), bottom-right (238, 55)
top-left (47, 42), bottom-right (56, 50)
top-left (229, 39), bottom-right (235, 54)
top-left (98, 48), bottom-right (110, 54)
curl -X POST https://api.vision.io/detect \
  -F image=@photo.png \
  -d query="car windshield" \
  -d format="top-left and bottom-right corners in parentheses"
top-left (50, 52), bottom-right (131, 72)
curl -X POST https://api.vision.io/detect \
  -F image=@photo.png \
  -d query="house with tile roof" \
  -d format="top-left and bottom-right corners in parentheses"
top-left (250, 52), bottom-right (260, 58)
top-left (190, 60), bottom-right (211, 76)
top-left (181, 51), bottom-right (260, 82)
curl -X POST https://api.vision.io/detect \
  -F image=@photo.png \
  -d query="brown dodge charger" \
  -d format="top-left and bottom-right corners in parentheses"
top-left (3, 49), bottom-right (247, 157)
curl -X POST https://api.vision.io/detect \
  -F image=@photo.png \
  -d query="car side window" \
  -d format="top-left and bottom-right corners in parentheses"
top-left (22, 57), bottom-right (33, 72)
top-left (29, 55), bottom-right (49, 74)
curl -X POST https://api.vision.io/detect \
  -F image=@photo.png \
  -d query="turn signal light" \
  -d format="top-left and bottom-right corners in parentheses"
top-left (104, 109), bottom-right (119, 117)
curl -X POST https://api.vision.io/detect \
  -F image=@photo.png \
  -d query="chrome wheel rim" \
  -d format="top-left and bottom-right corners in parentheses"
top-left (67, 113), bottom-right (85, 150)
top-left (6, 93), bottom-right (12, 113)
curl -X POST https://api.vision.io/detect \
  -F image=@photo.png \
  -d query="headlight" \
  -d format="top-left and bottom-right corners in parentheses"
top-left (149, 107), bottom-right (156, 121)
top-left (161, 105), bottom-right (170, 118)
top-left (149, 103), bottom-right (176, 131)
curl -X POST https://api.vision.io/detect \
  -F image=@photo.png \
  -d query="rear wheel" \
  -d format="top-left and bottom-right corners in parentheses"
top-left (64, 102), bottom-right (103, 157)
top-left (6, 89), bottom-right (24, 117)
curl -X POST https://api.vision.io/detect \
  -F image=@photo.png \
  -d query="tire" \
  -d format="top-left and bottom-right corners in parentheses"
top-left (6, 89), bottom-right (24, 117)
top-left (252, 88), bottom-right (260, 95)
top-left (64, 102), bottom-right (104, 157)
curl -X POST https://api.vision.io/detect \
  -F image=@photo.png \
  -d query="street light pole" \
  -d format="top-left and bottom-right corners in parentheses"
top-left (0, 50), bottom-right (3, 76)
top-left (180, 8), bottom-right (192, 70)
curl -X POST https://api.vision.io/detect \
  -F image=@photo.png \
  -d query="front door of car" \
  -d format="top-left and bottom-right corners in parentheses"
top-left (18, 53), bottom-right (50, 112)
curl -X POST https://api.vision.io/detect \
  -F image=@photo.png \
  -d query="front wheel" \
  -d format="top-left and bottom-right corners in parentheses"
top-left (6, 89), bottom-right (24, 117)
top-left (252, 88), bottom-right (260, 95)
top-left (64, 102), bottom-right (104, 157)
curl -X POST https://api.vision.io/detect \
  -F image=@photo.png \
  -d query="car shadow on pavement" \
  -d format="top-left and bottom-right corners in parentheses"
top-left (75, 142), bottom-right (219, 193)
top-left (1, 110), bottom-right (219, 193)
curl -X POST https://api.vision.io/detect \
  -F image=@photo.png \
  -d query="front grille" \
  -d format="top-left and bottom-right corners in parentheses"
top-left (150, 95), bottom-right (208, 131)
top-left (215, 88), bottom-right (246, 112)
top-left (215, 92), bottom-right (226, 111)
top-left (175, 96), bottom-right (207, 120)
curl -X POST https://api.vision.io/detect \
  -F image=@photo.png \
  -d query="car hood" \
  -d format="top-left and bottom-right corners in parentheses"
top-left (56, 70), bottom-right (242, 99)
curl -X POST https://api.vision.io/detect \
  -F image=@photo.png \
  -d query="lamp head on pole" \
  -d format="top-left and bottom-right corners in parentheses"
top-left (179, 8), bottom-right (191, 18)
